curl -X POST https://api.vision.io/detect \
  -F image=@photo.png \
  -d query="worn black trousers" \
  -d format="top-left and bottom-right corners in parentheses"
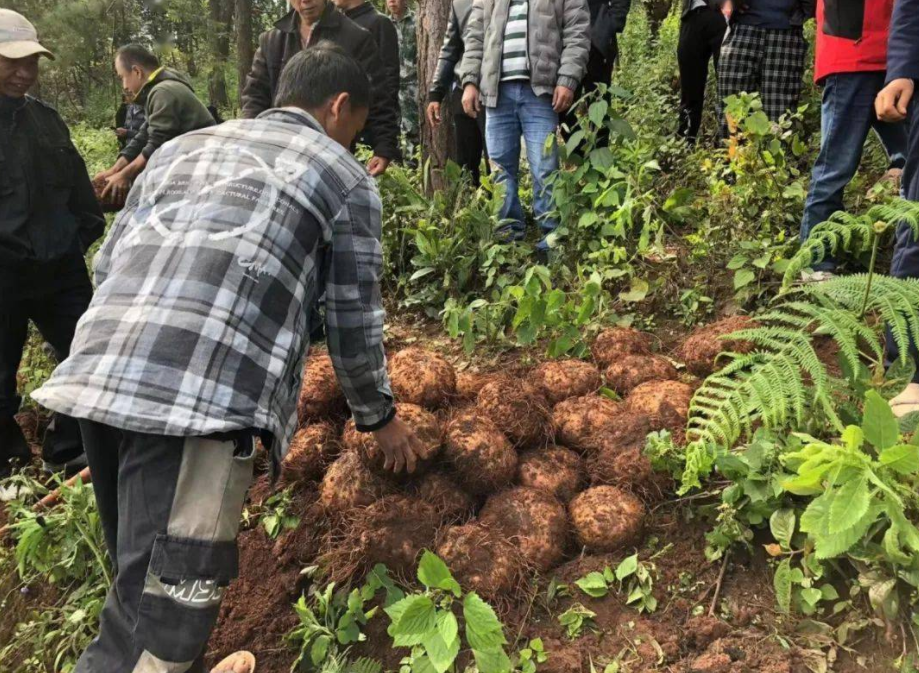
top-left (677, 6), bottom-right (728, 142)
top-left (0, 253), bottom-right (92, 462)
top-left (76, 421), bottom-right (255, 673)
top-left (450, 87), bottom-right (489, 186)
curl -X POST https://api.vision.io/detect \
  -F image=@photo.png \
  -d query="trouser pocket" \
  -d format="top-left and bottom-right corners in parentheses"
top-left (134, 534), bottom-right (239, 663)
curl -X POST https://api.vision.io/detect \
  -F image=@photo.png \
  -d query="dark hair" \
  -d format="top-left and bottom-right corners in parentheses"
top-left (274, 42), bottom-right (371, 112)
top-left (116, 44), bottom-right (160, 72)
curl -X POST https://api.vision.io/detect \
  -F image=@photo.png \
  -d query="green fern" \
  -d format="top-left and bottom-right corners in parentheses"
top-left (782, 199), bottom-right (919, 287)
top-left (686, 276), bottom-right (919, 489)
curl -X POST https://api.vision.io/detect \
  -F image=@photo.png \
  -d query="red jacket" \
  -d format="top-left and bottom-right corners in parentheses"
top-left (814, 0), bottom-right (893, 82)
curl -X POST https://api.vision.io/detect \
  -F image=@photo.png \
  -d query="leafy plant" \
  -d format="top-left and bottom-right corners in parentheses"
top-left (260, 487), bottom-right (301, 539)
top-left (573, 550), bottom-right (667, 614)
top-left (287, 564), bottom-right (403, 671)
top-left (386, 551), bottom-right (512, 673)
top-left (512, 638), bottom-right (548, 673)
top-left (557, 603), bottom-right (597, 639)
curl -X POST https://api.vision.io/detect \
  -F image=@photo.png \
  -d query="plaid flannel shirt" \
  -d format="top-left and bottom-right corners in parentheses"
top-left (32, 108), bottom-right (394, 457)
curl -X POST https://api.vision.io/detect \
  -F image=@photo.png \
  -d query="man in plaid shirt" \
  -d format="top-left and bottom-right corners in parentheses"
top-left (33, 44), bottom-right (423, 673)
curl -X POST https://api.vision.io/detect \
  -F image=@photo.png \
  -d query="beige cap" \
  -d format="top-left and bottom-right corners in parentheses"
top-left (0, 9), bottom-right (54, 60)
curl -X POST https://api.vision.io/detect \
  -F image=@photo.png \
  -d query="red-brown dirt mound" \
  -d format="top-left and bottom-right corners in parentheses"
top-left (569, 485), bottom-right (646, 552)
top-left (552, 394), bottom-right (622, 451)
top-left (591, 326), bottom-right (652, 369)
top-left (479, 487), bottom-right (569, 572)
top-left (411, 471), bottom-right (477, 523)
top-left (476, 379), bottom-right (551, 447)
top-left (604, 354), bottom-right (678, 396)
top-left (280, 421), bottom-right (337, 485)
top-left (516, 445), bottom-right (584, 502)
top-left (298, 352), bottom-right (347, 424)
top-left (323, 495), bottom-right (440, 582)
top-left (625, 380), bottom-right (695, 435)
top-left (443, 409), bottom-right (517, 494)
top-left (455, 370), bottom-right (496, 402)
top-left (436, 523), bottom-right (527, 599)
top-left (318, 451), bottom-right (395, 511)
top-left (588, 447), bottom-right (670, 502)
top-left (388, 347), bottom-right (457, 408)
top-left (530, 360), bottom-right (602, 406)
top-left (341, 403), bottom-right (442, 477)
top-left (677, 316), bottom-right (756, 376)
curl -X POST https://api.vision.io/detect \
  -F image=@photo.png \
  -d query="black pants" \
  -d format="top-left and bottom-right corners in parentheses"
top-left (561, 45), bottom-right (615, 141)
top-left (678, 6), bottom-right (728, 141)
top-left (451, 87), bottom-right (489, 186)
top-left (76, 421), bottom-right (255, 673)
top-left (0, 254), bottom-right (92, 462)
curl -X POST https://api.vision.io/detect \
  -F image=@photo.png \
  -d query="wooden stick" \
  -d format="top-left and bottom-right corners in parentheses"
top-left (708, 550), bottom-right (731, 617)
top-left (0, 466), bottom-right (92, 539)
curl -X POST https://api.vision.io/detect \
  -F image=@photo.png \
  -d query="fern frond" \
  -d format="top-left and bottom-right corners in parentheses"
top-left (684, 274), bottom-right (919, 478)
top-left (782, 199), bottom-right (919, 288)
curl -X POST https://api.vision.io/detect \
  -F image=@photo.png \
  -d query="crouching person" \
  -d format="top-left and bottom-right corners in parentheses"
top-left (32, 44), bottom-right (424, 673)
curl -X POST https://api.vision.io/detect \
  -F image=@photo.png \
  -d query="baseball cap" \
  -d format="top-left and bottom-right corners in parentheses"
top-left (0, 9), bottom-right (54, 60)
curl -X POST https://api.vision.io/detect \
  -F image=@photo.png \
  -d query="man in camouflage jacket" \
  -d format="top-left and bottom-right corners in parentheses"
top-left (388, 0), bottom-right (419, 152)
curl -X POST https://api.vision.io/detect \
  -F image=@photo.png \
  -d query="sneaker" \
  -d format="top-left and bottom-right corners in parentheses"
top-left (890, 383), bottom-right (919, 419)
top-left (799, 270), bottom-right (837, 284)
top-left (881, 167), bottom-right (903, 187)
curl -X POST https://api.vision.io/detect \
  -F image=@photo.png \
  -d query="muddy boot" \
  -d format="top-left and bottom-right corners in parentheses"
top-left (41, 413), bottom-right (87, 476)
top-left (0, 416), bottom-right (31, 478)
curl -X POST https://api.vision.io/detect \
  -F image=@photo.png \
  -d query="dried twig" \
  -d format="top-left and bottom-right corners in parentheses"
top-left (708, 550), bottom-right (731, 618)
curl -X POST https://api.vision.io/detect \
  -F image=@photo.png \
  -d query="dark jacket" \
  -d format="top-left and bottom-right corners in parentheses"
top-left (588, 0), bottom-right (632, 61)
top-left (729, 0), bottom-right (816, 27)
top-left (241, 4), bottom-right (401, 160)
top-left (887, 0), bottom-right (919, 83)
top-left (346, 3), bottom-right (401, 109)
top-left (428, 0), bottom-right (474, 104)
top-left (120, 68), bottom-right (214, 162)
top-left (0, 95), bottom-right (104, 285)
top-left (680, 0), bottom-right (722, 18)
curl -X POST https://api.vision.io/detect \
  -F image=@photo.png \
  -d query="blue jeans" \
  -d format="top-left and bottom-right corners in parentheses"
top-left (887, 103), bottom-right (919, 381)
top-left (485, 81), bottom-right (560, 250)
top-left (801, 72), bottom-right (909, 271)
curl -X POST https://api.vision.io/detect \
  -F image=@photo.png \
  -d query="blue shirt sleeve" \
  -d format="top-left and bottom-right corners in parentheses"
top-left (887, 0), bottom-right (919, 83)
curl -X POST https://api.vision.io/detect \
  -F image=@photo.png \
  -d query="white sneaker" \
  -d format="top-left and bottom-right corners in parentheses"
top-left (799, 270), bottom-right (837, 284)
top-left (890, 383), bottom-right (919, 419)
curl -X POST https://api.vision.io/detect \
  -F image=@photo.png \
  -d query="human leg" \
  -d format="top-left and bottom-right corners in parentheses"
top-left (799, 73), bottom-right (879, 271)
top-left (485, 82), bottom-right (526, 239)
top-left (0, 298), bottom-right (31, 471)
top-left (75, 429), bottom-right (256, 673)
top-left (518, 85), bottom-right (561, 249)
top-left (717, 24), bottom-right (764, 137)
top-left (760, 27), bottom-right (807, 123)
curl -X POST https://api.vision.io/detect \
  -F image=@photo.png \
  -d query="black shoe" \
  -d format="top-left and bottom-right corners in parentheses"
top-left (41, 413), bottom-right (85, 475)
top-left (535, 248), bottom-right (551, 266)
top-left (0, 416), bottom-right (32, 478)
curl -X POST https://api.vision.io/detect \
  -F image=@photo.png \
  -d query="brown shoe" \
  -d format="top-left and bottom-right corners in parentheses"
top-left (210, 651), bottom-right (256, 673)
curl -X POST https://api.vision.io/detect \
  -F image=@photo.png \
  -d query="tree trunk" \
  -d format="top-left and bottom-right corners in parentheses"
top-left (208, 0), bottom-right (234, 108)
top-left (236, 0), bottom-right (255, 106)
top-left (417, 0), bottom-right (454, 190)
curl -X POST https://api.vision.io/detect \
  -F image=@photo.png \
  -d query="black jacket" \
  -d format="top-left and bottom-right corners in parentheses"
top-left (427, 0), bottom-right (474, 105)
top-left (0, 94), bottom-right (103, 283)
top-left (588, 0), bottom-right (632, 62)
top-left (727, 0), bottom-right (815, 26)
top-left (345, 3), bottom-right (400, 109)
top-left (680, 0), bottom-right (721, 18)
top-left (241, 4), bottom-right (401, 160)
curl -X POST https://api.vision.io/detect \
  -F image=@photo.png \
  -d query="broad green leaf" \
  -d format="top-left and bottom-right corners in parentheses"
top-left (800, 587), bottom-right (823, 607)
top-left (473, 647), bottom-right (512, 673)
top-left (386, 595), bottom-right (436, 643)
top-left (733, 268), bottom-right (755, 290)
top-left (588, 100), bottom-right (609, 128)
top-left (619, 278), bottom-right (649, 303)
top-left (615, 554), bottom-right (639, 581)
top-left (310, 634), bottom-right (331, 666)
top-left (774, 558), bottom-right (793, 613)
top-left (437, 611), bottom-right (459, 646)
top-left (575, 572), bottom-right (609, 598)
top-left (422, 629), bottom-right (461, 673)
top-left (463, 593), bottom-right (507, 650)
top-left (863, 390), bottom-right (900, 450)
top-left (769, 509), bottom-right (796, 550)
top-left (879, 444), bottom-right (919, 475)
top-left (828, 478), bottom-right (871, 535)
top-left (417, 551), bottom-right (462, 596)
